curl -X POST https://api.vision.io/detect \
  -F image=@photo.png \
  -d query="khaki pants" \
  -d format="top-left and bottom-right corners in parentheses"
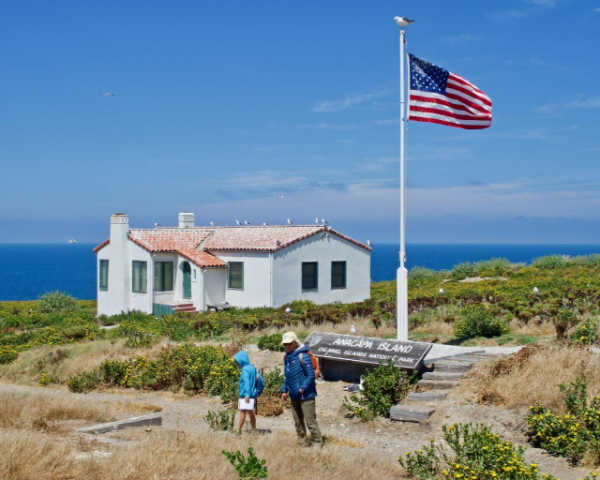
top-left (290, 398), bottom-right (322, 445)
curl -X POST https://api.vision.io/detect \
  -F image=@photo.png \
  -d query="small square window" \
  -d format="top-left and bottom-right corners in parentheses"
top-left (302, 262), bottom-right (318, 290)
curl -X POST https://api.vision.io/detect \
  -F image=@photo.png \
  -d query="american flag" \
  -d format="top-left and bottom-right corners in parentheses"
top-left (408, 54), bottom-right (492, 130)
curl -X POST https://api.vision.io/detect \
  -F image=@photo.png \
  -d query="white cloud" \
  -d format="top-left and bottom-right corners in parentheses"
top-left (566, 97), bottom-right (600, 109)
top-left (537, 96), bottom-right (600, 114)
top-left (595, 7), bottom-right (600, 13)
top-left (312, 88), bottom-right (391, 113)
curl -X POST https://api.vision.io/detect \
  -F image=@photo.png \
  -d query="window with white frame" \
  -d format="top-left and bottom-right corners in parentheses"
top-left (154, 261), bottom-right (174, 291)
top-left (227, 262), bottom-right (244, 289)
top-left (132, 261), bottom-right (147, 293)
top-left (99, 259), bottom-right (109, 291)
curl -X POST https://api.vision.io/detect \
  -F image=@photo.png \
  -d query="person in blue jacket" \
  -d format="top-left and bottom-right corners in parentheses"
top-left (280, 331), bottom-right (323, 446)
top-left (233, 350), bottom-right (258, 434)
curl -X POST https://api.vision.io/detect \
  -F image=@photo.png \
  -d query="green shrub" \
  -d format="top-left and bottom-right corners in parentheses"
top-left (532, 255), bottom-right (568, 269)
top-left (554, 307), bottom-right (577, 340)
top-left (117, 321), bottom-right (157, 348)
top-left (451, 262), bottom-right (476, 280)
top-left (260, 368), bottom-right (284, 396)
top-left (38, 292), bottom-right (79, 313)
top-left (571, 317), bottom-right (599, 345)
top-left (399, 422), bottom-right (557, 480)
top-left (67, 370), bottom-right (101, 393)
top-left (0, 346), bottom-right (18, 364)
top-left (344, 362), bottom-right (412, 420)
top-left (257, 333), bottom-right (284, 352)
top-left (527, 375), bottom-right (600, 465)
top-left (222, 447), bottom-right (268, 479)
top-left (408, 267), bottom-right (437, 286)
top-left (473, 257), bottom-right (513, 276)
top-left (99, 359), bottom-right (129, 385)
top-left (204, 409), bottom-right (236, 432)
top-left (205, 359), bottom-right (240, 403)
top-left (454, 305), bottom-right (507, 339)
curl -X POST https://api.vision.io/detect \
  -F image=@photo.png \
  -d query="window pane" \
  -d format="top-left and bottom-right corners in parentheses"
top-left (228, 262), bottom-right (243, 289)
top-left (331, 261), bottom-right (346, 289)
top-left (302, 262), bottom-right (318, 290)
top-left (154, 262), bottom-right (161, 290)
top-left (132, 261), bottom-right (147, 293)
top-left (164, 262), bottom-right (173, 290)
top-left (99, 260), bottom-right (109, 291)
top-left (154, 262), bottom-right (174, 292)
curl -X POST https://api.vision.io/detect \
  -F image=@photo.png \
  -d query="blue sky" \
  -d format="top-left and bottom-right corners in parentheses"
top-left (1, 0), bottom-right (600, 244)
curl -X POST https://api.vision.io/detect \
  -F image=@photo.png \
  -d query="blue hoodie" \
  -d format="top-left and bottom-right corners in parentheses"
top-left (233, 350), bottom-right (258, 399)
top-left (281, 345), bottom-right (317, 401)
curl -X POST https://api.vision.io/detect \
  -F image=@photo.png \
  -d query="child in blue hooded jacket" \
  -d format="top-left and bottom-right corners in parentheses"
top-left (233, 350), bottom-right (258, 434)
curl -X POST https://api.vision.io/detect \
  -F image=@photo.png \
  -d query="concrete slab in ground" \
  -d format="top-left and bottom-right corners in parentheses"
top-left (76, 413), bottom-right (162, 435)
top-left (390, 405), bottom-right (435, 423)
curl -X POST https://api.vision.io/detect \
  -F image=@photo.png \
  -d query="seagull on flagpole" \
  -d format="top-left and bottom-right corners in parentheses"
top-left (393, 16), bottom-right (414, 27)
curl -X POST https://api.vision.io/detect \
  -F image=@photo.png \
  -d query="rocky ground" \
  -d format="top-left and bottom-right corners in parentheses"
top-left (0, 346), bottom-right (594, 480)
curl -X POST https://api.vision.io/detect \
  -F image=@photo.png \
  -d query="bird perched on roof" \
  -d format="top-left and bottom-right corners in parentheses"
top-left (393, 16), bottom-right (414, 27)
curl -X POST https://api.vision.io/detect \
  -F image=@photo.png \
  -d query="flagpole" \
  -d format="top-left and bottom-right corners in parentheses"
top-left (396, 25), bottom-right (409, 341)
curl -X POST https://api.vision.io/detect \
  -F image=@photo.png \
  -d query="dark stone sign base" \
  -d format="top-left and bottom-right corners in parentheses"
top-left (319, 358), bottom-right (373, 383)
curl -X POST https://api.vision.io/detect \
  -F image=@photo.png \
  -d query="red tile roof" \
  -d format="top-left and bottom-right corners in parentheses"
top-left (129, 229), bottom-right (225, 268)
top-left (92, 224), bottom-right (371, 265)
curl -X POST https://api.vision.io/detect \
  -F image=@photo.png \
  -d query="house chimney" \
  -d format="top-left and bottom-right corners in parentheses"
top-left (178, 212), bottom-right (195, 228)
top-left (109, 213), bottom-right (130, 313)
top-left (110, 213), bottom-right (129, 244)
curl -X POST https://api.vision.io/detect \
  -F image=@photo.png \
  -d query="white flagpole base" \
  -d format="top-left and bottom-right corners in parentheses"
top-left (396, 266), bottom-right (409, 340)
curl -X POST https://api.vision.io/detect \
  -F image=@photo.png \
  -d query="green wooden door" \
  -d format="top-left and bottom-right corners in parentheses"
top-left (183, 262), bottom-right (192, 299)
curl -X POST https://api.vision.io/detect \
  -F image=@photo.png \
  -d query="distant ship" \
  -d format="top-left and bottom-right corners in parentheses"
top-left (68, 239), bottom-right (79, 244)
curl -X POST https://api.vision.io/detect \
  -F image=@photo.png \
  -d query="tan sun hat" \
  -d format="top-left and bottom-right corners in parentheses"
top-left (281, 331), bottom-right (299, 345)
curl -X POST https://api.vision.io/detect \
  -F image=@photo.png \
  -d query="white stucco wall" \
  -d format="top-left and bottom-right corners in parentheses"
top-left (203, 268), bottom-right (226, 307)
top-left (215, 252), bottom-right (271, 308)
top-left (272, 233), bottom-right (370, 307)
top-left (128, 242), bottom-right (153, 314)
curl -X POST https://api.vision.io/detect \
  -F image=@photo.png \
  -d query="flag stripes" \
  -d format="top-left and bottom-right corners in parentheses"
top-left (408, 54), bottom-right (492, 130)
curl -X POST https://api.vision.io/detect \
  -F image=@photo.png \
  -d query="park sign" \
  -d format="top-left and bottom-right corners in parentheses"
top-left (305, 332), bottom-right (432, 370)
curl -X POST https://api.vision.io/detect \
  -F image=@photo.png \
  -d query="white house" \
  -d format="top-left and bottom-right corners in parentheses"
top-left (94, 212), bottom-right (371, 316)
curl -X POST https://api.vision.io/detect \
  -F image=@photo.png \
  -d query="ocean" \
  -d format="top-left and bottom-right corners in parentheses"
top-left (1, 243), bottom-right (600, 301)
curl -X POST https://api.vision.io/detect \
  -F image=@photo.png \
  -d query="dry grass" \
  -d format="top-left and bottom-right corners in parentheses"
top-left (0, 339), bottom-right (166, 384)
top-left (0, 428), bottom-right (403, 480)
top-left (0, 429), bottom-right (79, 480)
top-left (460, 344), bottom-right (600, 412)
top-left (0, 391), bottom-right (117, 432)
top-left (0, 390), bottom-right (160, 434)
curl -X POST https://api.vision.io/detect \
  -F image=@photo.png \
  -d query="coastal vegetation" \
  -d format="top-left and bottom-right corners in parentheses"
top-left (2, 255), bottom-right (600, 364)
